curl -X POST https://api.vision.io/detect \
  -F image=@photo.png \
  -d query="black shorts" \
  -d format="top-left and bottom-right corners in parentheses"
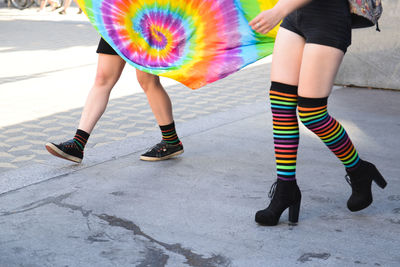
top-left (280, 0), bottom-right (352, 53)
top-left (96, 37), bottom-right (118, 55)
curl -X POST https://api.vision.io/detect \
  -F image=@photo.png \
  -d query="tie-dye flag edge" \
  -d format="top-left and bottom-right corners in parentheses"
top-left (76, 0), bottom-right (279, 89)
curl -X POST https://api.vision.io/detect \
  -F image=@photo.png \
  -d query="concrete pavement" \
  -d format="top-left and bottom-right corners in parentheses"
top-left (1, 87), bottom-right (400, 266)
top-left (1, 4), bottom-right (400, 267)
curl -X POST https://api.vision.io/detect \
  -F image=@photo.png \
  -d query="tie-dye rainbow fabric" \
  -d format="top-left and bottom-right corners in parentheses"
top-left (76, 0), bottom-right (278, 89)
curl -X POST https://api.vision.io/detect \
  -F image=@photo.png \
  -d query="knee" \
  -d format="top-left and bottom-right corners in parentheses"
top-left (137, 74), bottom-right (161, 93)
top-left (297, 96), bottom-right (329, 127)
top-left (94, 70), bottom-right (117, 88)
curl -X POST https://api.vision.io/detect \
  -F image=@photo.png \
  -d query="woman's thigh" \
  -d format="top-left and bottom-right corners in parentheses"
top-left (298, 44), bottom-right (344, 98)
top-left (95, 54), bottom-right (126, 86)
top-left (270, 27), bottom-right (306, 86)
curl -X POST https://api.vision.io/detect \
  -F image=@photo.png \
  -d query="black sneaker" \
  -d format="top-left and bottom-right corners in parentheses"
top-left (45, 139), bottom-right (83, 163)
top-left (140, 141), bottom-right (184, 161)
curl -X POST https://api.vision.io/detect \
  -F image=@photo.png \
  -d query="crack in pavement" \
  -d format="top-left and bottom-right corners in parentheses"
top-left (297, 253), bottom-right (331, 263)
top-left (136, 246), bottom-right (169, 267)
top-left (0, 192), bottom-right (73, 216)
top-left (1, 192), bottom-right (231, 267)
top-left (98, 214), bottom-right (231, 267)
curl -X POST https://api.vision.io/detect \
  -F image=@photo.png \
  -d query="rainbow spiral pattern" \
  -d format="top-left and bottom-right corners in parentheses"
top-left (77, 0), bottom-right (279, 89)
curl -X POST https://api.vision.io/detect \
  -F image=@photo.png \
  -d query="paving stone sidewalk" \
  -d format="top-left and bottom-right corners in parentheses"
top-left (0, 64), bottom-right (270, 171)
top-left (0, 4), bottom-right (270, 172)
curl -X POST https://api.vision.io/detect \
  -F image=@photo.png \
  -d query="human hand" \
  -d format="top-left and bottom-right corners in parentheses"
top-left (249, 8), bottom-right (284, 34)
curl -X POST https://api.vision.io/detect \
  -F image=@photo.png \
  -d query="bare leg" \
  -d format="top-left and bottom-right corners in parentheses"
top-left (298, 44), bottom-right (344, 98)
top-left (39, 0), bottom-right (47, 11)
top-left (77, 54), bottom-right (125, 133)
top-left (58, 0), bottom-right (71, 13)
top-left (270, 27), bottom-right (305, 85)
top-left (136, 70), bottom-right (174, 126)
top-left (63, 0), bottom-right (71, 11)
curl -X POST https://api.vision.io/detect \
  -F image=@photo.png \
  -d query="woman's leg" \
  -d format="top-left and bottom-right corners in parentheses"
top-left (39, 0), bottom-right (47, 11)
top-left (136, 70), bottom-right (173, 126)
top-left (297, 44), bottom-right (386, 211)
top-left (270, 28), bottom-right (305, 86)
top-left (45, 54), bottom-right (125, 163)
top-left (255, 28), bottom-right (305, 226)
top-left (298, 44), bottom-right (344, 98)
top-left (136, 70), bottom-right (183, 161)
top-left (269, 28), bottom-right (305, 182)
top-left (59, 0), bottom-right (71, 14)
top-left (78, 54), bottom-right (125, 133)
top-left (297, 44), bottom-right (360, 170)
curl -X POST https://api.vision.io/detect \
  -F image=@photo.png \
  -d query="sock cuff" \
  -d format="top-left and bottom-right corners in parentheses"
top-left (270, 81), bottom-right (298, 94)
top-left (159, 121), bottom-right (175, 131)
top-left (75, 129), bottom-right (90, 141)
top-left (297, 96), bottom-right (328, 108)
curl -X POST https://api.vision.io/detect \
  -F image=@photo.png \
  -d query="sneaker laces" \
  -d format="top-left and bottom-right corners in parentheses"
top-left (268, 181), bottom-right (278, 199)
top-left (147, 141), bottom-right (167, 152)
top-left (61, 139), bottom-right (76, 148)
top-left (59, 139), bottom-right (83, 152)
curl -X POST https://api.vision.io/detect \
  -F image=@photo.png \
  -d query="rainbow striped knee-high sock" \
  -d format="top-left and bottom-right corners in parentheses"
top-left (298, 96), bottom-right (361, 171)
top-left (270, 82), bottom-right (299, 181)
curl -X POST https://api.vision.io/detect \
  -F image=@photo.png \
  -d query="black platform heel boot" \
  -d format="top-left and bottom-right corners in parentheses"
top-left (255, 179), bottom-right (302, 226)
top-left (346, 160), bottom-right (387, 212)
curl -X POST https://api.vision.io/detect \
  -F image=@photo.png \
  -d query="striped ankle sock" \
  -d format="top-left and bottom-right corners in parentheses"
top-left (160, 121), bottom-right (180, 145)
top-left (73, 129), bottom-right (90, 152)
top-left (298, 96), bottom-right (361, 171)
top-left (270, 82), bottom-right (299, 181)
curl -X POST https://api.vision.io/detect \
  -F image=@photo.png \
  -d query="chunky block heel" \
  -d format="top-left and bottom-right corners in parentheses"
top-left (346, 160), bottom-right (387, 212)
top-left (371, 165), bottom-right (387, 189)
top-left (288, 200), bottom-right (301, 224)
top-left (255, 179), bottom-right (302, 226)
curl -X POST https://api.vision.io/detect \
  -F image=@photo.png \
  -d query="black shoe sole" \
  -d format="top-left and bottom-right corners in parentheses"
top-left (140, 149), bottom-right (184, 161)
top-left (45, 143), bottom-right (82, 163)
